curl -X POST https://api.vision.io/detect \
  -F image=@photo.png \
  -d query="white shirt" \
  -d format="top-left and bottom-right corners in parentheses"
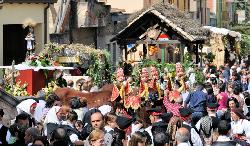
top-left (104, 126), bottom-right (114, 133)
top-left (216, 135), bottom-right (231, 142)
top-left (177, 142), bottom-right (191, 146)
top-left (231, 119), bottom-right (250, 143)
top-left (0, 124), bottom-right (11, 142)
top-left (62, 121), bottom-right (80, 143)
top-left (145, 126), bottom-right (153, 144)
top-left (144, 119), bottom-right (164, 145)
top-left (183, 121), bottom-right (203, 146)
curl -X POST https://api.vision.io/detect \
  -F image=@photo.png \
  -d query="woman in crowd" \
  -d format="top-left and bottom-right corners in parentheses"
top-left (230, 108), bottom-right (250, 145)
top-left (42, 93), bottom-right (61, 120)
top-left (129, 131), bottom-right (147, 146)
top-left (216, 92), bottom-right (228, 118)
top-left (221, 97), bottom-right (240, 123)
top-left (75, 120), bottom-right (84, 133)
top-left (88, 129), bottom-right (105, 146)
top-left (32, 136), bottom-right (49, 146)
top-left (43, 106), bottom-right (69, 137)
top-left (16, 99), bottom-right (38, 127)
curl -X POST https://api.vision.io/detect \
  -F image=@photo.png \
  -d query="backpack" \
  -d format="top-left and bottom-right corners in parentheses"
top-left (167, 116), bottom-right (183, 146)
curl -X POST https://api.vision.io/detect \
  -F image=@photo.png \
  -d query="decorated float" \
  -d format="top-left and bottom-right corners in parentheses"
top-left (2, 43), bottom-right (112, 97)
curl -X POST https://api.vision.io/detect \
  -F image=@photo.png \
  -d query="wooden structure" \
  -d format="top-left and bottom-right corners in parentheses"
top-left (111, 1), bottom-right (209, 64)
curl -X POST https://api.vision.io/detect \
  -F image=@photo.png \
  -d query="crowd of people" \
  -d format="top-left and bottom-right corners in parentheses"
top-left (1, 57), bottom-right (250, 146)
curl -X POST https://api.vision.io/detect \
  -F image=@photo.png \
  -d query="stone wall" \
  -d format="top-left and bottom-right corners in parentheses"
top-left (0, 99), bottom-right (17, 127)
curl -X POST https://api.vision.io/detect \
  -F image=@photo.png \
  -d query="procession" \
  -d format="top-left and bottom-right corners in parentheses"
top-left (1, 0), bottom-right (250, 146)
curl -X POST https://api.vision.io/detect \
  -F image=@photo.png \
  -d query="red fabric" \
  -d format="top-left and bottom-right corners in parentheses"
top-left (150, 112), bottom-right (162, 116)
top-left (111, 85), bottom-right (119, 101)
top-left (180, 116), bottom-right (190, 121)
top-left (163, 96), bottom-right (182, 117)
top-left (16, 69), bottom-right (46, 95)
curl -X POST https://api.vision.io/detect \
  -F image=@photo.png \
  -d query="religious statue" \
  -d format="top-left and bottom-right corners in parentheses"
top-left (25, 27), bottom-right (35, 58)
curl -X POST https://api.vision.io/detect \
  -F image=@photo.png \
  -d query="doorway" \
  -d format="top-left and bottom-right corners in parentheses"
top-left (3, 24), bottom-right (28, 65)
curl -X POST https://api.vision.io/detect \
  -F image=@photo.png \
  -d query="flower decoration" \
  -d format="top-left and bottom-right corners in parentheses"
top-left (5, 81), bottom-right (29, 96)
top-left (116, 68), bottom-right (125, 82)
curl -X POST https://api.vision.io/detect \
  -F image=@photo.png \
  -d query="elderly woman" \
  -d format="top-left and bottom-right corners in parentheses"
top-left (43, 106), bottom-right (69, 138)
top-left (230, 108), bottom-right (250, 145)
top-left (16, 99), bottom-right (38, 126)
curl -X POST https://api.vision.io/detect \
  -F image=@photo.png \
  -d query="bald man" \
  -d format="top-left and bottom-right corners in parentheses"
top-left (175, 127), bottom-right (190, 146)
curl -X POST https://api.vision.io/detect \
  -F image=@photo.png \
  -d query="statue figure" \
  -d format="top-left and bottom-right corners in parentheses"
top-left (25, 27), bottom-right (35, 57)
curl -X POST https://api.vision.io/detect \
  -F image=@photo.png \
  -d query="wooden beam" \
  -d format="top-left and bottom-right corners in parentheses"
top-left (124, 44), bottom-right (128, 61)
top-left (136, 40), bottom-right (180, 45)
top-left (3, 0), bottom-right (57, 3)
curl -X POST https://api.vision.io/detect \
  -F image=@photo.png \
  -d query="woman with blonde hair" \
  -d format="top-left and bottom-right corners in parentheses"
top-left (88, 129), bottom-right (105, 146)
top-left (129, 131), bottom-right (147, 146)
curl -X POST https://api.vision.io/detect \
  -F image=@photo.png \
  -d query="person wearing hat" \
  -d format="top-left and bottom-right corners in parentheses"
top-left (0, 109), bottom-right (11, 145)
top-left (195, 102), bottom-right (220, 145)
top-left (179, 107), bottom-right (203, 146)
top-left (145, 107), bottom-right (169, 146)
top-left (206, 102), bottom-right (220, 129)
top-left (230, 108), bottom-right (250, 144)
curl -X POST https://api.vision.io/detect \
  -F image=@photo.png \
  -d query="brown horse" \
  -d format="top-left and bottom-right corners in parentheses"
top-left (54, 87), bottom-right (112, 108)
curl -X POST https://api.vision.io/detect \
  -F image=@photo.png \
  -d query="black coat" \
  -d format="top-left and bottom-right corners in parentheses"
top-left (151, 121), bottom-right (169, 145)
top-left (212, 141), bottom-right (237, 146)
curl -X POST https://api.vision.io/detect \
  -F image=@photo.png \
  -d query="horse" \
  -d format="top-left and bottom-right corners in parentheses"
top-left (54, 87), bottom-right (112, 108)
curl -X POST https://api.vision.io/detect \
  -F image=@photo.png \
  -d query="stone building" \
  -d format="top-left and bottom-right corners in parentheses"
top-left (0, 88), bottom-right (19, 126)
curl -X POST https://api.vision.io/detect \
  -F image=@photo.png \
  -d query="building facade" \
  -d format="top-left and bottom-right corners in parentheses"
top-left (0, 0), bottom-right (57, 66)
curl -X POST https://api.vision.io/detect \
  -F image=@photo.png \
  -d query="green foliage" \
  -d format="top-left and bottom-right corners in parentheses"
top-left (87, 50), bottom-right (113, 87)
top-left (205, 52), bottom-right (216, 63)
top-left (195, 70), bottom-right (205, 85)
top-left (231, 24), bottom-right (250, 57)
top-left (231, 24), bottom-right (250, 35)
top-left (183, 53), bottom-right (194, 71)
top-left (240, 34), bottom-right (250, 57)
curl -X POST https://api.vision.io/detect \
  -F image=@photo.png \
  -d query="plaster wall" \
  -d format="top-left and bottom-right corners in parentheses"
top-left (0, 3), bottom-right (46, 65)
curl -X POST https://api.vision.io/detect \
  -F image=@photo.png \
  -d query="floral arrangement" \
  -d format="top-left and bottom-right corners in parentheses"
top-left (26, 54), bottom-right (52, 67)
top-left (39, 43), bottom-right (113, 87)
top-left (42, 81), bottom-right (58, 100)
top-left (5, 81), bottom-right (29, 96)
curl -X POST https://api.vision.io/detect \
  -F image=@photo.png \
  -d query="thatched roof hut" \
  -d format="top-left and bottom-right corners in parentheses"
top-left (111, 1), bottom-right (209, 43)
